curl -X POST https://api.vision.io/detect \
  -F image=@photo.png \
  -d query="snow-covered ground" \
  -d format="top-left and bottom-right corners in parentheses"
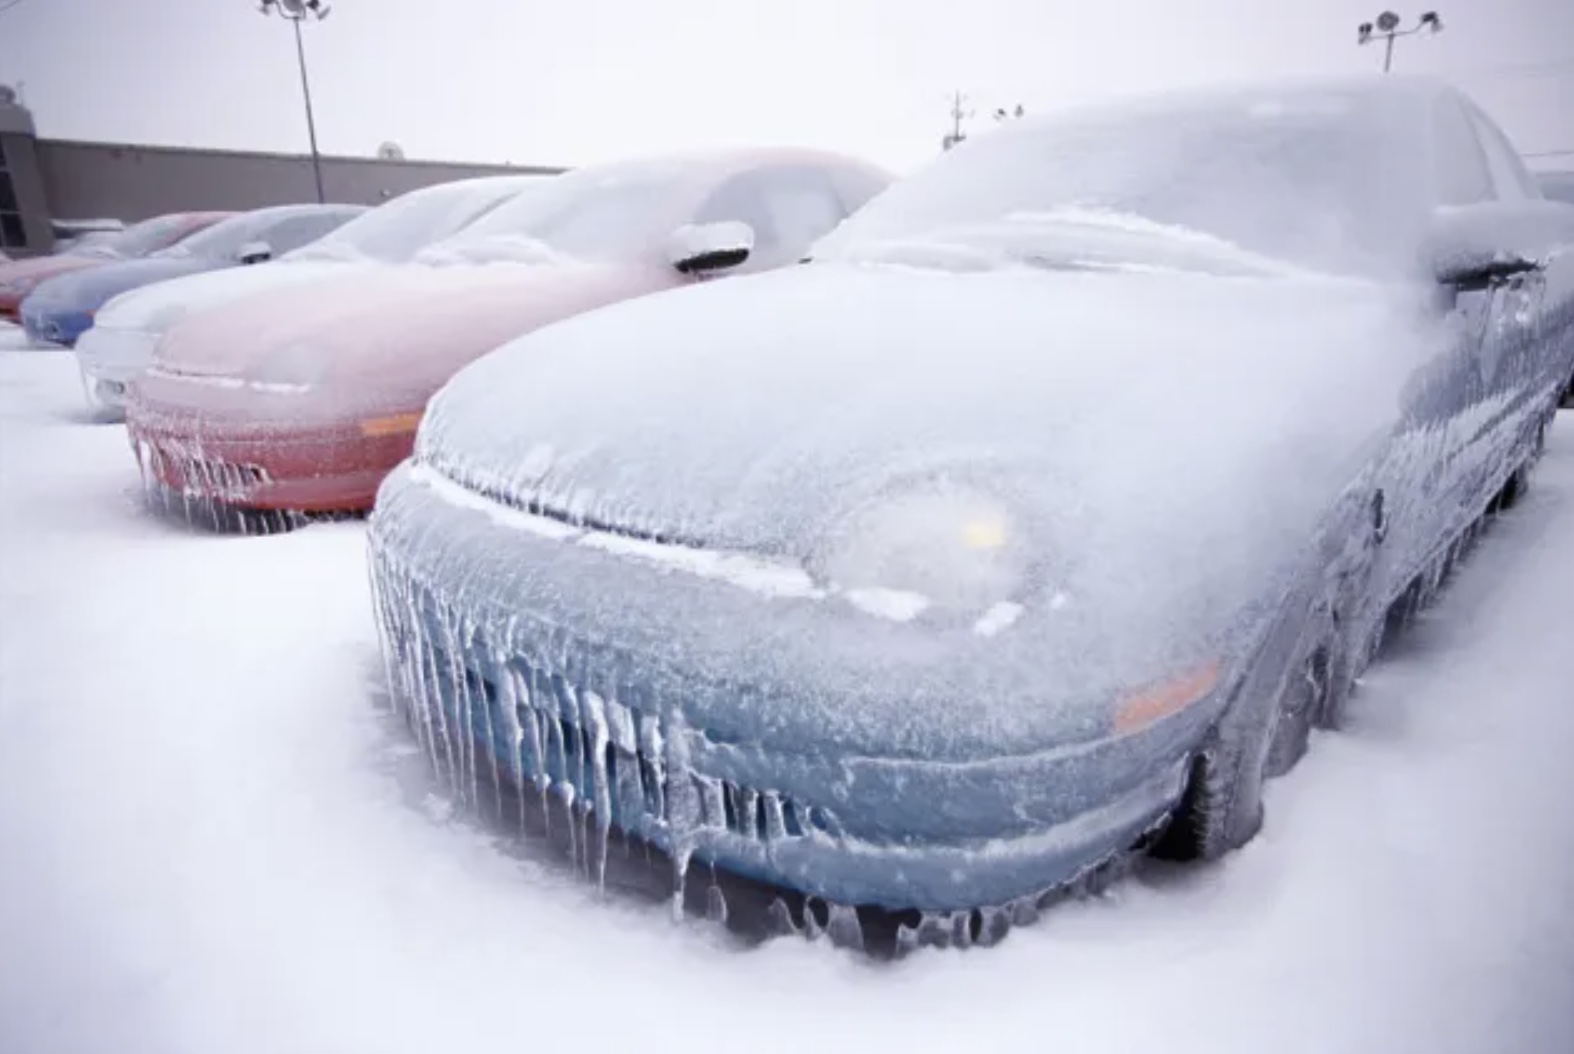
top-left (1, 324), bottom-right (1572, 1054)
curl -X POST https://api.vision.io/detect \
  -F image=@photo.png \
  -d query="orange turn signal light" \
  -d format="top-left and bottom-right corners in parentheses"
top-left (1112, 659), bottom-right (1223, 735)
top-left (358, 411), bottom-right (424, 438)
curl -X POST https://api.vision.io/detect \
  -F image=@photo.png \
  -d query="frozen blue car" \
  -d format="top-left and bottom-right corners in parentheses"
top-left (368, 78), bottom-right (1574, 951)
top-left (19, 203), bottom-right (364, 346)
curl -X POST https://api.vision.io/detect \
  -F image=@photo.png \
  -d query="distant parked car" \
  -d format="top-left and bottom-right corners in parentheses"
top-left (365, 77), bottom-right (1574, 947)
top-left (18, 203), bottom-right (365, 347)
top-left (75, 175), bottom-right (552, 416)
top-left (51, 217), bottom-right (126, 254)
top-left (1551, 175), bottom-right (1574, 405)
top-left (126, 148), bottom-right (892, 515)
top-left (0, 211), bottom-right (231, 323)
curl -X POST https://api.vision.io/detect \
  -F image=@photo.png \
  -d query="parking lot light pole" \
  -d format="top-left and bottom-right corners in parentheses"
top-left (258, 0), bottom-right (331, 203)
top-left (1357, 10), bottom-right (1443, 73)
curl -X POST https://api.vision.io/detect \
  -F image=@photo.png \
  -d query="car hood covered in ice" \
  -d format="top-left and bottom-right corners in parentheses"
top-left (418, 258), bottom-right (1435, 667)
top-left (146, 261), bottom-right (679, 422)
top-left (96, 259), bottom-right (388, 335)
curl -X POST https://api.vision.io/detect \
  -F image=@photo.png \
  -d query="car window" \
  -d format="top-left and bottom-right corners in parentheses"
top-left (695, 165), bottom-right (851, 268)
top-left (1432, 98), bottom-right (1494, 207)
top-left (1464, 104), bottom-right (1539, 201)
top-left (261, 209), bottom-right (362, 255)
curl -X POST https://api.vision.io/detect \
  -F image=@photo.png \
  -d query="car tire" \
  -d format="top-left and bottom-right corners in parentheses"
top-left (1150, 636), bottom-right (1318, 863)
top-left (1149, 718), bottom-right (1268, 863)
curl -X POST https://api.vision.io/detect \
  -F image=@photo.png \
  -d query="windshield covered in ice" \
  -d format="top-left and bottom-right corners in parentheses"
top-left (152, 213), bottom-right (272, 261)
top-left (813, 87), bottom-right (1427, 278)
top-left (283, 180), bottom-right (543, 264)
top-left (414, 162), bottom-right (697, 266)
top-left (74, 215), bottom-right (200, 259)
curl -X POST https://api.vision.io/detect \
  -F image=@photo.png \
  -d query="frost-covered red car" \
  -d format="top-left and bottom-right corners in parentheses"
top-left (0, 211), bottom-right (230, 322)
top-left (125, 149), bottom-right (892, 516)
top-left (368, 77), bottom-right (1574, 950)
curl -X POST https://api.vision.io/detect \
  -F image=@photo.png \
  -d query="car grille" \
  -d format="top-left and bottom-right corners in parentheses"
top-left (133, 437), bottom-right (271, 499)
top-left (372, 558), bottom-right (833, 859)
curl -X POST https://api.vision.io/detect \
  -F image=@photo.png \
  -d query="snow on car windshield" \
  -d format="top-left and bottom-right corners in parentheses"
top-left (416, 161), bottom-right (696, 265)
top-left (284, 179), bottom-right (544, 264)
top-left (153, 212), bottom-right (276, 261)
top-left (814, 85), bottom-right (1428, 278)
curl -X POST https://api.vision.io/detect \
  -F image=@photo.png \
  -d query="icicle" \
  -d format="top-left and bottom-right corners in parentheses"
top-left (694, 774), bottom-right (725, 830)
top-left (456, 617), bottom-right (480, 810)
top-left (766, 898), bottom-right (798, 936)
top-left (705, 883), bottom-right (728, 925)
top-left (581, 690), bottom-right (613, 891)
top-left (637, 712), bottom-right (666, 820)
top-left (605, 698), bottom-right (642, 829)
top-left (421, 614), bottom-right (458, 790)
top-left (519, 668), bottom-right (551, 836)
top-left (668, 840), bottom-right (693, 922)
top-left (368, 558), bottom-right (402, 722)
top-left (494, 663), bottom-right (528, 834)
top-left (663, 708), bottom-right (700, 922)
top-left (762, 792), bottom-right (788, 842)
top-left (733, 787), bottom-right (759, 840)
top-left (548, 708), bottom-right (577, 867)
top-left (476, 634), bottom-right (504, 822)
top-left (802, 898), bottom-right (826, 941)
top-left (825, 904), bottom-right (864, 952)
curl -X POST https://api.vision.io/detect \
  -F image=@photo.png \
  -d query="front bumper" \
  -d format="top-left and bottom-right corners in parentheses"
top-left (127, 403), bottom-right (418, 514)
top-left (368, 461), bottom-right (1224, 912)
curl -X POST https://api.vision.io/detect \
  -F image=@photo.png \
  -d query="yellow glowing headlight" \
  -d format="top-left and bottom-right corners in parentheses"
top-left (962, 518), bottom-right (1008, 550)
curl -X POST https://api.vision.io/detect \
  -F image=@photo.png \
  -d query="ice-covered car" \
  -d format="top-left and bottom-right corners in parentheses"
top-left (126, 148), bottom-right (892, 515)
top-left (366, 77), bottom-right (1574, 948)
top-left (19, 203), bottom-right (365, 348)
top-left (75, 175), bottom-right (552, 417)
top-left (0, 211), bottom-right (230, 323)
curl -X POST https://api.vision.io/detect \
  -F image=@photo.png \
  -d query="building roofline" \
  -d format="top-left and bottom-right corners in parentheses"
top-left (34, 136), bottom-right (568, 175)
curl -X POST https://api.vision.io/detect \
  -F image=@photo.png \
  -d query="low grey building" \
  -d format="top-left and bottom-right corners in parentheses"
top-left (0, 95), bottom-right (563, 258)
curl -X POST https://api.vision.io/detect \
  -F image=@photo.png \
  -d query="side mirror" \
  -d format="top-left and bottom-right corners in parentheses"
top-left (237, 240), bottom-right (273, 265)
top-left (665, 221), bottom-right (754, 275)
top-left (1427, 201), bottom-right (1566, 292)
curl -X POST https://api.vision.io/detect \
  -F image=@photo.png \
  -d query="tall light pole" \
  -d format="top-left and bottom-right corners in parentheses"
top-left (258, 0), bottom-right (330, 203)
top-left (1357, 10), bottom-right (1443, 73)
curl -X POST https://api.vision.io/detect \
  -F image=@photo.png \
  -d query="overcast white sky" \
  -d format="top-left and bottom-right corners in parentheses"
top-left (1, 0), bottom-right (1570, 173)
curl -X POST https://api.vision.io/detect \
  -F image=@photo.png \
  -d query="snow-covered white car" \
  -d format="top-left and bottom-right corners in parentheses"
top-left (73, 174), bottom-right (553, 417)
top-left (368, 76), bottom-right (1574, 951)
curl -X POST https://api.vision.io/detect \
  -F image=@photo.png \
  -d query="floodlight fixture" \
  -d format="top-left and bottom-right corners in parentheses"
top-left (1356, 9), bottom-right (1444, 72)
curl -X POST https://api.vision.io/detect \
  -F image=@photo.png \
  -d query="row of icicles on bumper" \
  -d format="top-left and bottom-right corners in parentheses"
top-left (365, 549), bottom-right (1153, 957)
top-left (131, 437), bottom-right (353, 535)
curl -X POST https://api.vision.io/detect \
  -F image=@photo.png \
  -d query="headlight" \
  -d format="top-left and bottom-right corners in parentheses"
top-left (249, 340), bottom-right (331, 390)
top-left (808, 482), bottom-right (1034, 623)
